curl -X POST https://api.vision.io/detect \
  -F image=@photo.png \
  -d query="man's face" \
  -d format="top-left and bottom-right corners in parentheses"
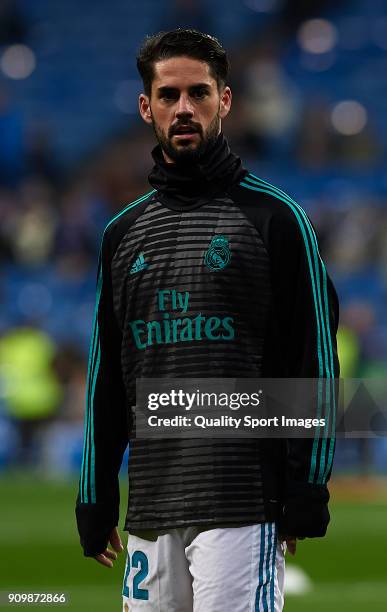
top-left (139, 56), bottom-right (231, 163)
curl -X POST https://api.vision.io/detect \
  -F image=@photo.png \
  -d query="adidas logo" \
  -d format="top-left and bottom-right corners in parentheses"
top-left (130, 252), bottom-right (148, 275)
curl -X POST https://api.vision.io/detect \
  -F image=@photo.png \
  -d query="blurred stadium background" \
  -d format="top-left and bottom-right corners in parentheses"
top-left (0, 0), bottom-right (386, 610)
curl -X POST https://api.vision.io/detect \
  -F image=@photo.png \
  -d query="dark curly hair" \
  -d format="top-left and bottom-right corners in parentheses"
top-left (137, 28), bottom-right (229, 97)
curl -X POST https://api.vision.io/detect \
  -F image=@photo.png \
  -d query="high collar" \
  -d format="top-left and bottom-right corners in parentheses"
top-left (148, 133), bottom-right (247, 211)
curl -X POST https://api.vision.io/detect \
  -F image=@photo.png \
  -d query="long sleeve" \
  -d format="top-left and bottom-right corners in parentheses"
top-left (264, 208), bottom-right (340, 537)
top-left (75, 230), bottom-right (129, 556)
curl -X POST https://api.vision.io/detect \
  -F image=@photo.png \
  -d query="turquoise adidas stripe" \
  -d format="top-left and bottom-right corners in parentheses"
top-left (247, 173), bottom-right (337, 484)
top-left (242, 174), bottom-right (336, 483)
top-left (80, 259), bottom-right (102, 502)
top-left (256, 524), bottom-right (266, 611)
top-left (240, 176), bottom-right (335, 483)
top-left (249, 174), bottom-right (336, 484)
top-left (255, 523), bottom-right (276, 611)
top-left (269, 527), bottom-right (277, 609)
top-left (86, 275), bottom-right (101, 502)
top-left (80, 190), bottom-right (155, 503)
top-left (262, 522), bottom-right (273, 612)
top-left (241, 175), bottom-right (334, 483)
top-left (247, 173), bottom-right (336, 483)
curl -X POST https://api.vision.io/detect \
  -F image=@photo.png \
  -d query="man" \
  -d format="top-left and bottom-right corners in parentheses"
top-left (76, 29), bottom-right (339, 611)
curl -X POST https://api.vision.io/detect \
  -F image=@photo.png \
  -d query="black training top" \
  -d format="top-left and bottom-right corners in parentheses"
top-left (76, 134), bottom-right (340, 556)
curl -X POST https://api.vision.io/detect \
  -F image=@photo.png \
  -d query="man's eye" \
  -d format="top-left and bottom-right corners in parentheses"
top-left (161, 92), bottom-right (177, 101)
top-left (192, 90), bottom-right (208, 99)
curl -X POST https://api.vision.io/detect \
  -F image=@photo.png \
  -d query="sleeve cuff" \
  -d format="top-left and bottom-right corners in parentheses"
top-left (278, 480), bottom-right (330, 538)
top-left (75, 501), bottom-right (119, 557)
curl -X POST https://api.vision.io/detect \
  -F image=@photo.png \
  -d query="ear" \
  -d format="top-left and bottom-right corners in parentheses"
top-left (139, 93), bottom-right (153, 125)
top-left (219, 86), bottom-right (232, 119)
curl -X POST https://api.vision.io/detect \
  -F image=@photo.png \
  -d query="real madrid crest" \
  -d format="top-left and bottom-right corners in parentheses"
top-left (204, 235), bottom-right (231, 271)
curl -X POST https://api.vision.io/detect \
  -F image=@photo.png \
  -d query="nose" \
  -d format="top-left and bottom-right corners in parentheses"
top-left (175, 94), bottom-right (194, 118)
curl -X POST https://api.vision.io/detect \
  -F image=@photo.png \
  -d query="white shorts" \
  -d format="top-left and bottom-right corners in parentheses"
top-left (122, 522), bottom-right (285, 612)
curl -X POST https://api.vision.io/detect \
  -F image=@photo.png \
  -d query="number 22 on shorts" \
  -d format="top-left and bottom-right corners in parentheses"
top-left (122, 550), bottom-right (149, 600)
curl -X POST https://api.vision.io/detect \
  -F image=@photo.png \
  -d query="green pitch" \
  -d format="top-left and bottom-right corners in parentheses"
top-left (0, 474), bottom-right (386, 611)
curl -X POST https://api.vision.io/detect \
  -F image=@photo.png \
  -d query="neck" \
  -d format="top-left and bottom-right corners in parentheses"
top-left (148, 133), bottom-right (247, 210)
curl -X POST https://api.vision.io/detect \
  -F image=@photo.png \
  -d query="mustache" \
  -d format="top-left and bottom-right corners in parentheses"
top-left (168, 122), bottom-right (203, 137)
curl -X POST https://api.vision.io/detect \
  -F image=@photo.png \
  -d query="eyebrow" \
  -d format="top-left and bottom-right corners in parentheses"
top-left (156, 83), bottom-right (212, 94)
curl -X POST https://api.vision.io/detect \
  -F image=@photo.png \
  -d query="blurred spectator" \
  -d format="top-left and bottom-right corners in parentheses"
top-left (8, 177), bottom-right (57, 266)
top-left (53, 343), bottom-right (87, 422)
top-left (242, 54), bottom-right (301, 159)
top-left (341, 302), bottom-right (377, 364)
top-left (25, 124), bottom-right (63, 187)
top-left (53, 181), bottom-right (97, 276)
top-left (89, 126), bottom-right (155, 209)
top-left (327, 205), bottom-right (381, 273)
top-left (337, 323), bottom-right (360, 379)
top-left (330, 124), bottom-right (382, 166)
top-left (296, 98), bottom-right (383, 169)
top-left (295, 97), bottom-right (332, 169)
top-left (0, 325), bottom-right (62, 465)
top-left (40, 343), bottom-right (87, 476)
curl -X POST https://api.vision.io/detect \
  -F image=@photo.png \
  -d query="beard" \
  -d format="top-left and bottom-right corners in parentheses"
top-left (151, 109), bottom-right (221, 163)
